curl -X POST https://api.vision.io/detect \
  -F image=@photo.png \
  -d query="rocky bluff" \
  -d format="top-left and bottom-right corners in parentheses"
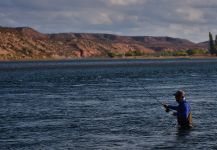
top-left (0, 26), bottom-right (207, 60)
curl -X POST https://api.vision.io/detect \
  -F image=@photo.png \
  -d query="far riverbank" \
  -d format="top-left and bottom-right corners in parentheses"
top-left (0, 55), bottom-right (217, 63)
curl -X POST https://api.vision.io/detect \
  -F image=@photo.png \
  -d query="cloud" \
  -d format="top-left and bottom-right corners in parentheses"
top-left (0, 0), bottom-right (217, 42)
top-left (175, 7), bottom-right (204, 22)
top-left (106, 0), bottom-right (145, 6)
top-left (86, 12), bottom-right (113, 25)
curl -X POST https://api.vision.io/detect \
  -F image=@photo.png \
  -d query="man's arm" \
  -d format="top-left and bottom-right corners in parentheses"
top-left (167, 105), bottom-right (178, 111)
top-left (163, 103), bottom-right (178, 113)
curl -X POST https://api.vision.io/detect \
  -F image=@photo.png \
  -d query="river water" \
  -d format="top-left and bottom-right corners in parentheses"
top-left (0, 59), bottom-right (217, 149)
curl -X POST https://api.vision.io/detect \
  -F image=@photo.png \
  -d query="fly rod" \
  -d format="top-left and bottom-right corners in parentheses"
top-left (144, 88), bottom-right (163, 105)
top-left (144, 88), bottom-right (174, 115)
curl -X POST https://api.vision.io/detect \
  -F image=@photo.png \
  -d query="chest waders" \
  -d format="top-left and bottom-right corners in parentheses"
top-left (178, 111), bottom-right (193, 128)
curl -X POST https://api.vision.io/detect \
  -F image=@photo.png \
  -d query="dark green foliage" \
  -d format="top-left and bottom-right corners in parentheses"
top-left (107, 51), bottom-right (123, 57)
top-left (209, 32), bottom-right (217, 55)
top-left (107, 48), bottom-right (208, 58)
top-left (209, 32), bottom-right (214, 54)
top-left (172, 50), bottom-right (188, 56)
top-left (186, 49), bottom-right (208, 55)
top-left (159, 51), bottom-right (173, 56)
top-left (125, 51), bottom-right (133, 56)
top-left (107, 51), bottom-right (115, 57)
top-left (159, 50), bottom-right (188, 56)
top-left (107, 50), bottom-right (144, 58)
top-left (125, 50), bottom-right (143, 56)
top-left (215, 35), bottom-right (217, 52)
top-left (159, 49), bottom-right (208, 56)
top-left (133, 50), bottom-right (143, 56)
top-left (215, 35), bottom-right (217, 46)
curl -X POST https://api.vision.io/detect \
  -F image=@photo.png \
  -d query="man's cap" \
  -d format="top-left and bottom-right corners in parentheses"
top-left (173, 90), bottom-right (185, 97)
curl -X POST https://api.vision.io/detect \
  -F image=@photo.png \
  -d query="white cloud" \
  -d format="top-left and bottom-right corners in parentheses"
top-left (168, 24), bottom-right (201, 35)
top-left (107, 0), bottom-right (145, 6)
top-left (187, 0), bottom-right (217, 6)
top-left (0, 0), bottom-right (217, 42)
top-left (88, 12), bottom-right (113, 25)
top-left (175, 7), bottom-right (204, 22)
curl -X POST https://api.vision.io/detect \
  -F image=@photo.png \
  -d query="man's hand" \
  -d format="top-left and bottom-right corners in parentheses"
top-left (165, 108), bottom-right (170, 113)
top-left (162, 103), bottom-right (168, 109)
top-left (162, 103), bottom-right (170, 113)
top-left (172, 112), bottom-right (177, 116)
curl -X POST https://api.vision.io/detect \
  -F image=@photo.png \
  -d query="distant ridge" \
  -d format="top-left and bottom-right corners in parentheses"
top-left (0, 26), bottom-right (208, 60)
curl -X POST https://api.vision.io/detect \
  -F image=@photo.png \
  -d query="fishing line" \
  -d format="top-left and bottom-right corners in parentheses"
top-left (144, 88), bottom-right (173, 114)
top-left (144, 88), bottom-right (163, 105)
top-left (144, 88), bottom-right (177, 129)
top-left (144, 88), bottom-right (175, 114)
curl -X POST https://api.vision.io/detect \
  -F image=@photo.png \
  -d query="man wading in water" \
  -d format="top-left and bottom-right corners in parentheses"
top-left (163, 90), bottom-right (193, 129)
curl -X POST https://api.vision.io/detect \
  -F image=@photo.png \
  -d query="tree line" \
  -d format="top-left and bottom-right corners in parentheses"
top-left (107, 49), bottom-right (208, 58)
top-left (209, 32), bottom-right (217, 55)
top-left (107, 32), bottom-right (217, 58)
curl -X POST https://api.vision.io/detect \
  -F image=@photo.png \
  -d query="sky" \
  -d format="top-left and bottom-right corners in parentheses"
top-left (0, 0), bottom-right (217, 43)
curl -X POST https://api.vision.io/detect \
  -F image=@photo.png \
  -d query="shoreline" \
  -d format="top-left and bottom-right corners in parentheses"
top-left (0, 55), bottom-right (217, 63)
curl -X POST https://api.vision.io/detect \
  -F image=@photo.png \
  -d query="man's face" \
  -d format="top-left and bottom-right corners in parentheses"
top-left (175, 95), bottom-right (183, 102)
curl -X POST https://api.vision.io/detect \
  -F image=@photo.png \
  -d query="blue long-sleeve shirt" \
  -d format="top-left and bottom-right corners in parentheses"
top-left (168, 99), bottom-right (192, 127)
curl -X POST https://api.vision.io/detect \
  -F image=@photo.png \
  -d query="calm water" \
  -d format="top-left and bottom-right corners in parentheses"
top-left (0, 59), bottom-right (217, 149)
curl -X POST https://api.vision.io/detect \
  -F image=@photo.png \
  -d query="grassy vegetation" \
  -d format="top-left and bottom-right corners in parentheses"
top-left (159, 49), bottom-right (208, 56)
top-left (0, 49), bottom-right (209, 60)
top-left (107, 49), bottom-right (209, 58)
top-left (107, 51), bottom-right (124, 58)
top-left (125, 50), bottom-right (144, 56)
top-left (107, 50), bottom-right (146, 58)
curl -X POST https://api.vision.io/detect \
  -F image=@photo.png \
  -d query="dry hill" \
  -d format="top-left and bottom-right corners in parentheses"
top-left (0, 26), bottom-right (208, 60)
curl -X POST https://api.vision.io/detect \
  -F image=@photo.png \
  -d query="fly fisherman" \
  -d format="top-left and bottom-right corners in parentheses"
top-left (163, 90), bottom-right (193, 129)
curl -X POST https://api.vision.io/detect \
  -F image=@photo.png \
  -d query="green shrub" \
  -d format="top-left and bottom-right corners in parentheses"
top-left (107, 51), bottom-right (116, 58)
top-left (125, 50), bottom-right (144, 56)
top-left (159, 51), bottom-right (173, 56)
top-left (134, 50), bottom-right (143, 56)
top-left (186, 49), bottom-right (208, 55)
top-left (107, 51), bottom-right (123, 58)
top-left (125, 51), bottom-right (134, 56)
